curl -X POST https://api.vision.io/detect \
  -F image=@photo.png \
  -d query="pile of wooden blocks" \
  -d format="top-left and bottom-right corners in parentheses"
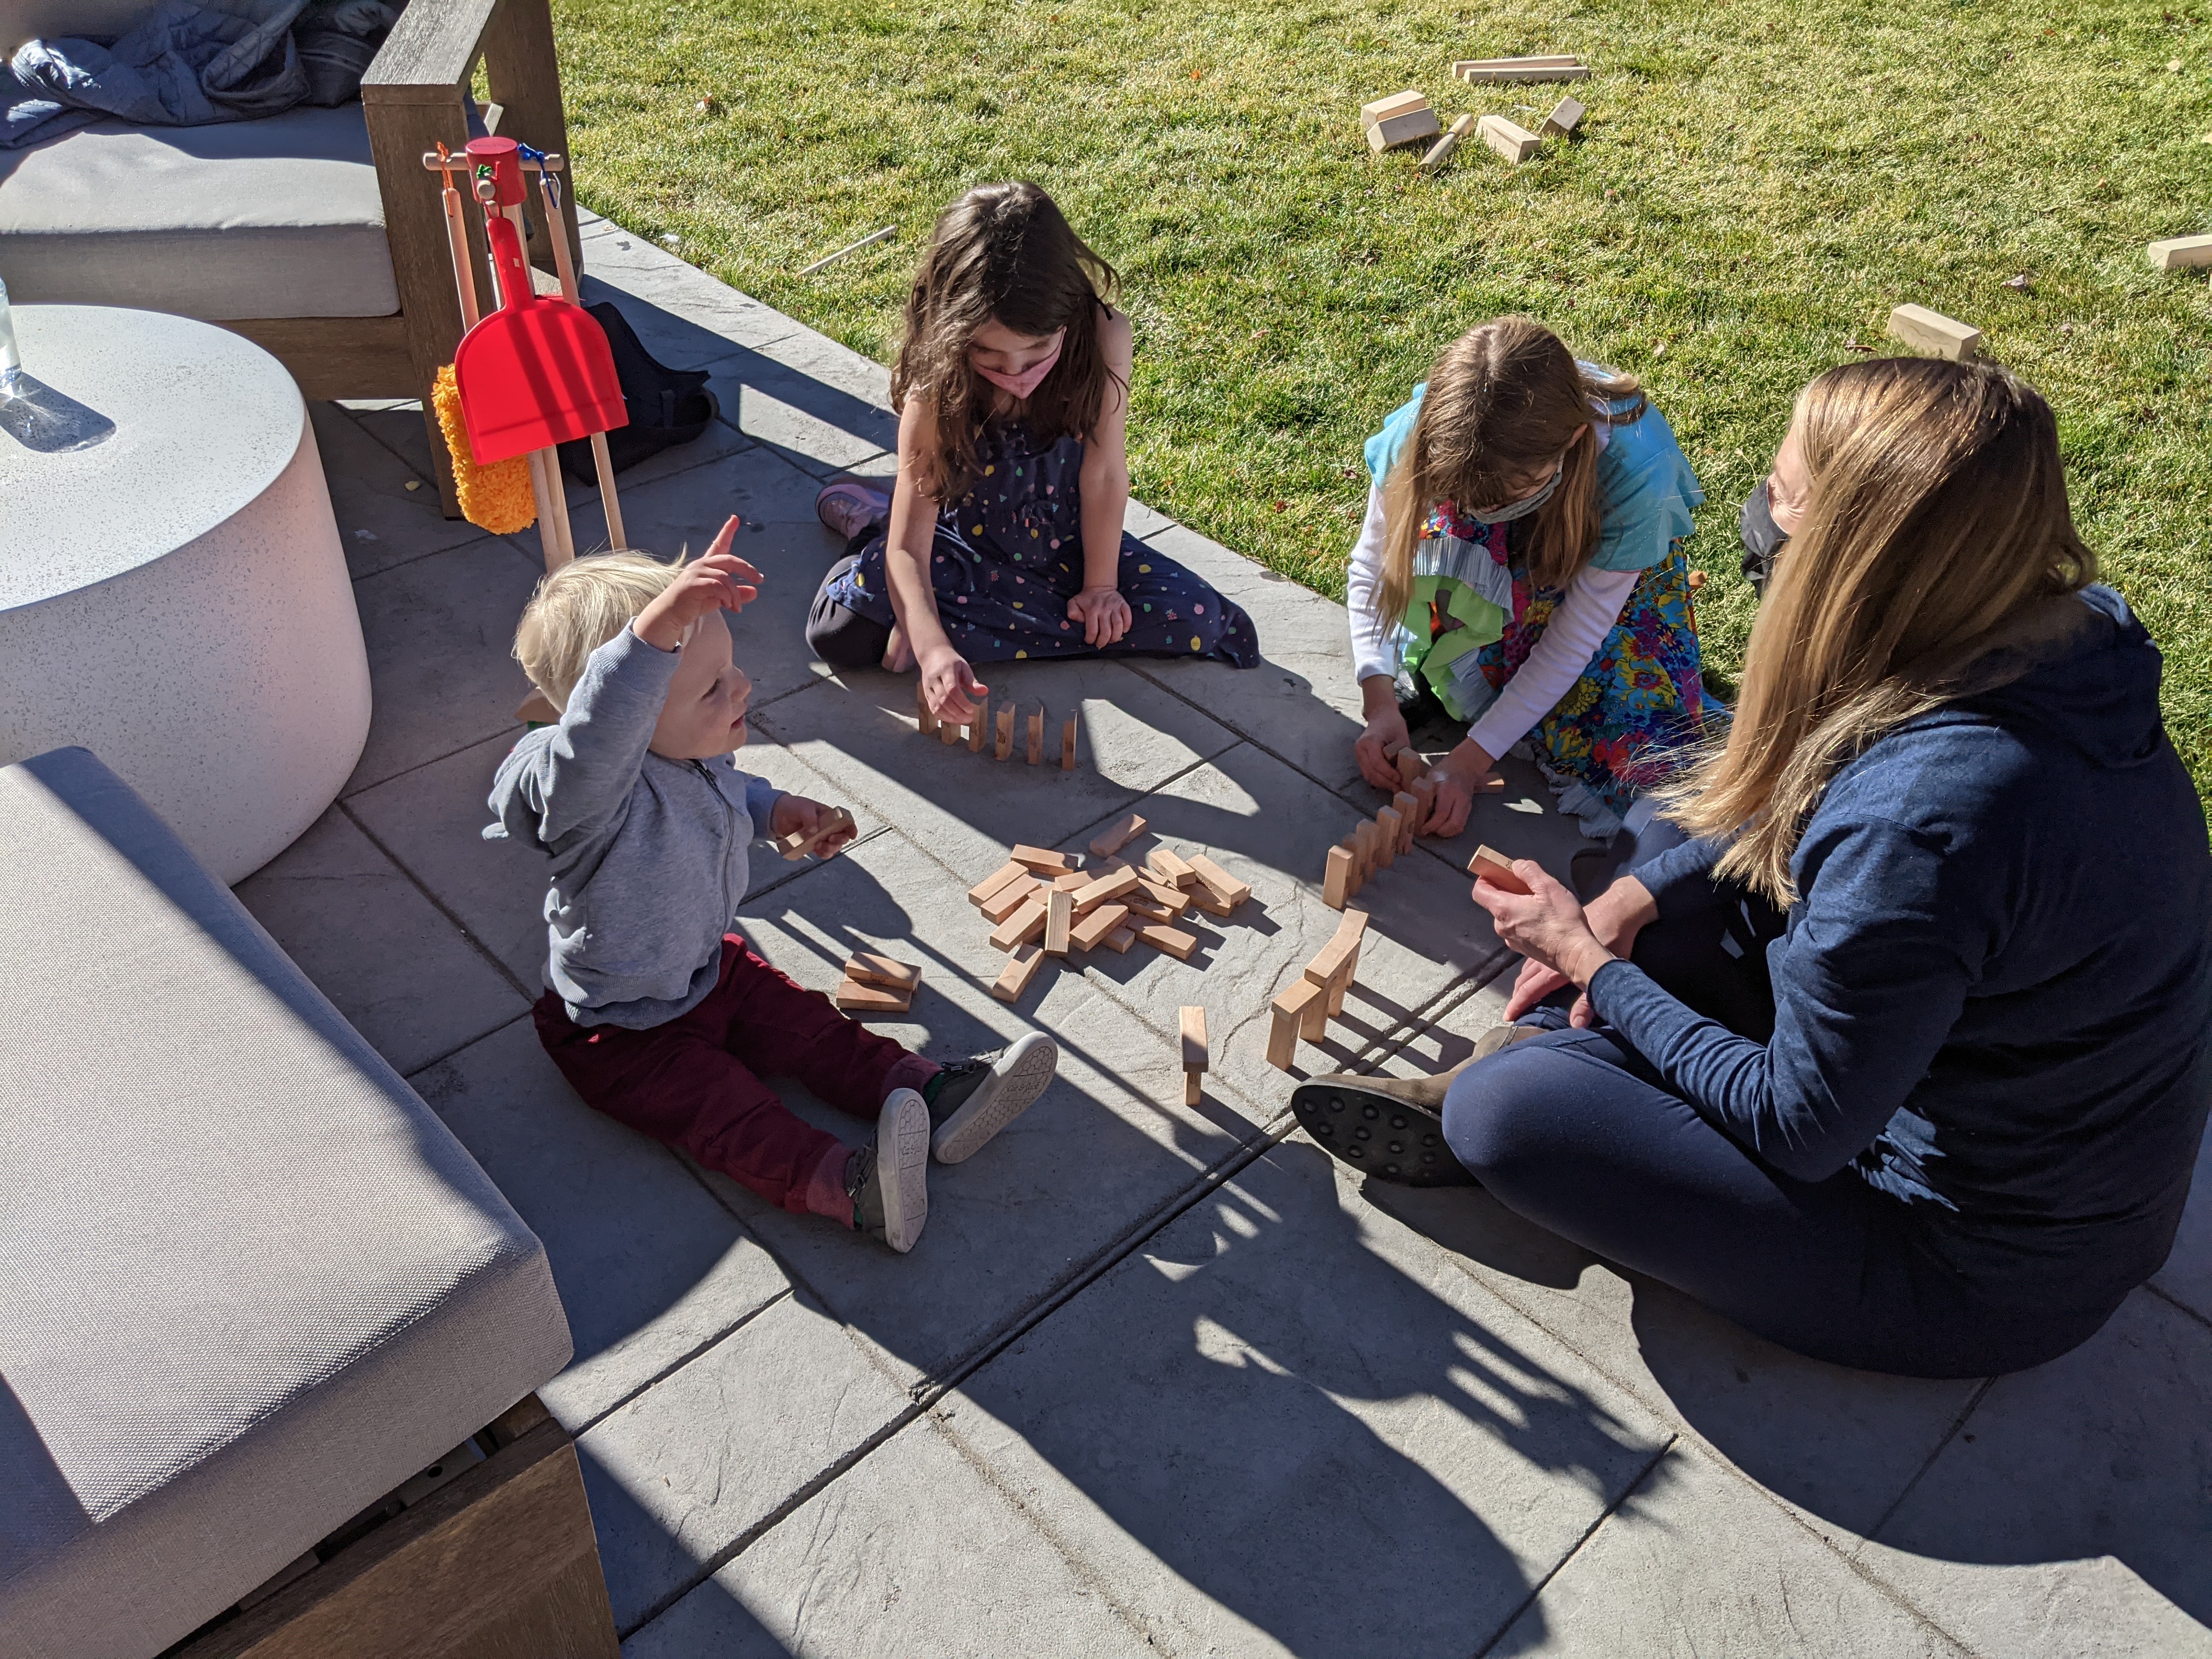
top-left (834, 952), bottom-right (922, 1014)
top-left (966, 812), bottom-right (1255, 1002)
top-left (918, 684), bottom-right (1077, 771)
top-left (1267, 910), bottom-right (1370, 1070)
top-left (1361, 78), bottom-right (1587, 172)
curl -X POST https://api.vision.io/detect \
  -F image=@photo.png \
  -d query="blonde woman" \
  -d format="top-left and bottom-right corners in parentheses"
top-left (1297, 358), bottom-right (2212, 1378)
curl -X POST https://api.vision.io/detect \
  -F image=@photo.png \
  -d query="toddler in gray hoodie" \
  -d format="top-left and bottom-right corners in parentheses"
top-left (487, 522), bottom-right (1058, 1252)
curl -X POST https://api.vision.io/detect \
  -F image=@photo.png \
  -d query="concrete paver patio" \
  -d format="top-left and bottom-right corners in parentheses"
top-left (235, 210), bottom-right (2212, 1657)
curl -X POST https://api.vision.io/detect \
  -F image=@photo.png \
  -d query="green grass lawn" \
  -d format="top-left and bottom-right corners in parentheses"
top-left (555, 0), bottom-right (2212, 800)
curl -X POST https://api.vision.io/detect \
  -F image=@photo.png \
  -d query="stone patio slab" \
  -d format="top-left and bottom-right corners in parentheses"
top-left (576, 1288), bottom-right (915, 1633)
top-left (234, 803), bottom-right (527, 1074)
top-left (1853, 1288), bottom-right (2212, 1658)
top-left (577, 245), bottom-right (804, 360)
top-left (935, 1141), bottom-right (1672, 1658)
top-left (1493, 1443), bottom-right (1967, 1657)
top-left (408, 1020), bottom-right (794, 1432)
top-left (308, 403), bottom-right (484, 579)
top-left (622, 1409), bottom-right (1155, 1659)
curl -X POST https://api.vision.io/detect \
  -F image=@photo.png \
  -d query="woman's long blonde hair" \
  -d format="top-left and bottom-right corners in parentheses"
top-left (1664, 357), bottom-right (2097, 905)
top-left (1374, 317), bottom-right (1645, 631)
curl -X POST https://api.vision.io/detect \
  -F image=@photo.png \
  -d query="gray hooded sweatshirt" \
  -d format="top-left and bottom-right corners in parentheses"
top-left (485, 625), bottom-right (783, 1029)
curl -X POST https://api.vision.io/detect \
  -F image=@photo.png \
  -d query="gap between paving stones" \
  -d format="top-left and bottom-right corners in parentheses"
top-left (337, 799), bottom-right (537, 1004)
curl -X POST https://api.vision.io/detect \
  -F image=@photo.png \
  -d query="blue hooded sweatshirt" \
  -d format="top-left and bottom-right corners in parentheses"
top-left (1592, 585), bottom-right (2212, 1311)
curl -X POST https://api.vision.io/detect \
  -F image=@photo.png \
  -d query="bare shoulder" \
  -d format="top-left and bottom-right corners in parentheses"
top-left (1096, 303), bottom-right (1133, 364)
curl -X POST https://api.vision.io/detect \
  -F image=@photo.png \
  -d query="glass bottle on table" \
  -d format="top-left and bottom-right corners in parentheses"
top-left (0, 275), bottom-right (21, 395)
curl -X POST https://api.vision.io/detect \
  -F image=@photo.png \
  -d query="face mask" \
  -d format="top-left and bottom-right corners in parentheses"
top-left (972, 332), bottom-right (1064, 402)
top-left (1464, 461), bottom-right (1563, 526)
top-left (1739, 479), bottom-right (1788, 598)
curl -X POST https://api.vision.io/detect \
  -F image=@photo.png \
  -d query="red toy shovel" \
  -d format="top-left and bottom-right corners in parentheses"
top-left (452, 210), bottom-right (626, 466)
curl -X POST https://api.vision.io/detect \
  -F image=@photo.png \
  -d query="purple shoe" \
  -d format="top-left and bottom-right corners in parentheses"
top-left (816, 479), bottom-right (891, 541)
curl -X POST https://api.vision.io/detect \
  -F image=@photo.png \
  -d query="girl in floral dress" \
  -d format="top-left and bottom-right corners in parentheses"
top-left (1347, 317), bottom-right (1708, 841)
top-left (806, 182), bottom-right (1259, 725)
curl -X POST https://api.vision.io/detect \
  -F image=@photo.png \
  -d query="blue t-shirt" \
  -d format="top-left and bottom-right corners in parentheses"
top-left (1363, 368), bottom-right (1704, 573)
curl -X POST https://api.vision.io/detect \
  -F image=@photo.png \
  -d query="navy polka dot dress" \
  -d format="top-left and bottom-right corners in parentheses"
top-left (822, 420), bottom-right (1260, 668)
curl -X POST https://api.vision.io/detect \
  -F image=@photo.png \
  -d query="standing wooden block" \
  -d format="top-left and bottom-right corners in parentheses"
top-left (834, 977), bottom-right (911, 1013)
top-left (1146, 847), bottom-right (1199, 890)
top-left (1477, 114), bottom-right (1543, 163)
top-left (1393, 748), bottom-right (1424, 787)
top-left (1419, 112), bottom-right (1477, 174)
top-left (1373, 808), bottom-right (1402, 868)
top-left (1361, 89), bottom-right (1441, 153)
top-left (979, 878), bottom-right (1042, 923)
top-left (1391, 790), bottom-right (1421, 848)
top-left (1070, 901), bottom-right (1130, 952)
top-left (992, 943), bottom-right (1045, 1002)
top-left (917, 682), bottom-right (939, 737)
top-left (1028, 708), bottom-right (1043, 765)
top-left (1062, 713), bottom-right (1079, 771)
top-left (940, 713), bottom-right (960, 745)
top-left (1412, 777), bottom-right (1437, 835)
top-left (1323, 910), bottom-right (1369, 1018)
top-left (1452, 56), bottom-right (1588, 82)
top-left (1352, 821), bottom-right (1380, 883)
top-left (1102, 924), bottom-right (1137, 953)
top-left (1541, 95), bottom-right (1585, 137)
top-left (989, 895), bottom-right (1049, 951)
top-left (1043, 888), bottom-right (1075, 956)
top-left (967, 861), bottom-right (1029, 907)
top-left (1010, 844), bottom-right (1077, 873)
top-left (1180, 1005), bottom-right (1208, 1105)
top-left (1323, 844), bottom-right (1355, 910)
top-left (968, 712), bottom-right (985, 752)
top-left (1136, 923), bottom-right (1199, 961)
top-left (1185, 854), bottom-right (1251, 911)
top-left (2148, 235), bottom-right (2212, 270)
top-left (1887, 303), bottom-right (1980, 362)
top-left (1089, 812), bottom-right (1146, 859)
top-left (845, 953), bottom-right (921, 992)
top-left (1268, 978), bottom-right (1322, 1070)
top-left (1469, 844), bottom-right (1533, 894)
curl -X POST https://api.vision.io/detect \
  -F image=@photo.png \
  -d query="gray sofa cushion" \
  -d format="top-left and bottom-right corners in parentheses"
top-left (0, 748), bottom-right (572, 1659)
top-left (0, 102), bottom-right (398, 319)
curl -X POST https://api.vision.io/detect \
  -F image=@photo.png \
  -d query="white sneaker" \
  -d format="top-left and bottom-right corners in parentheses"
top-left (924, 1032), bottom-right (1059, 1164)
top-left (848, 1088), bottom-right (930, 1252)
top-left (815, 479), bottom-right (890, 542)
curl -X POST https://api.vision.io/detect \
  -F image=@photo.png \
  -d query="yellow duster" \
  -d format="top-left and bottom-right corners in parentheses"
top-left (432, 363), bottom-right (536, 534)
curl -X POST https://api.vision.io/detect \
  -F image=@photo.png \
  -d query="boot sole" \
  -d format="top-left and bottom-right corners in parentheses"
top-left (876, 1089), bottom-right (931, 1251)
top-left (932, 1032), bottom-right (1058, 1164)
top-left (1289, 1081), bottom-right (1476, 1188)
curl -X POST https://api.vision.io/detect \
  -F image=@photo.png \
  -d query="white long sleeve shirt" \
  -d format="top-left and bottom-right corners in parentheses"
top-left (1346, 482), bottom-right (1640, 760)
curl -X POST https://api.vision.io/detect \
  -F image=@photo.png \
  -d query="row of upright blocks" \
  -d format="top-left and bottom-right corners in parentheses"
top-left (918, 684), bottom-right (1077, 770)
top-left (1267, 909), bottom-right (1370, 1070)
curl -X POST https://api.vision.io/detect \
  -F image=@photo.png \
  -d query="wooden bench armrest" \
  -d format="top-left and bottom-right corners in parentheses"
top-left (360, 0), bottom-right (501, 102)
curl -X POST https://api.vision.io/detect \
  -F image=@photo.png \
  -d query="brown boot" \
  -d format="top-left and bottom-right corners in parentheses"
top-left (1288, 1023), bottom-right (1540, 1188)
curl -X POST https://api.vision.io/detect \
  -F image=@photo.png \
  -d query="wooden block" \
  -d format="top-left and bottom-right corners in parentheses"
top-left (1477, 114), bottom-right (1543, 163)
top-left (1361, 91), bottom-right (1440, 153)
top-left (1391, 790), bottom-right (1420, 849)
top-left (1323, 844), bottom-right (1355, 910)
top-left (1049, 868), bottom-right (1094, 893)
top-left (1304, 936), bottom-right (1359, 991)
top-left (1352, 820), bottom-right (1379, 882)
top-left (1062, 713), bottom-right (1079, 770)
top-left (1071, 865), bottom-right (1143, 911)
top-left (2148, 234), bottom-right (2212, 270)
top-left (1453, 56), bottom-right (1589, 82)
top-left (1133, 877), bottom-right (1192, 916)
top-left (968, 713), bottom-right (985, 752)
top-left (992, 943), bottom-right (1045, 1002)
top-left (845, 952), bottom-right (921, 992)
top-left (917, 682), bottom-right (939, 736)
top-left (1185, 854), bottom-right (1251, 910)
top-left (1102, 924), bottom-right (1137, 953)
top-left (1360, 89), bottom-right (1432, 127)
top-left (940, 714), bottom-right (960, 745)
top-left (1887, 303), bottom-right (1981, 362)
top-left (979, 878), bottom-right (1042, 923)
top-left (1394, 747), bottom-right (1425, 786)
top-left (1184, 1071), bottom-right (1203, 1106)
top-left (1122, 891), bottom-right (1175, 924)
top-left (995, 702), bottom-right (1015, 759)
top-left (1412, 777), bottom-right (1437, 834)
top-left (1297, 977), bottom-right (1330, 1040)
top-left (1186, 885), bottom-right (1235, 918)
top-left (966, 861), bottom-right (1029, 907)
top-left (1043, 888), bottom-right (1075, 956)
top-left (1136, 923), bottom-right (1198, 961)
top-left (1373, 808), bottom-right (1402, 868)
top-left (1419, 112), bottom-right (1477, 173)
top-left (1268, 978), bottom-right (1323, 1069)
top-left (1070, 901), bottom-right (1130, 952)
top-left (777, 806), bottom-right (856, 861)
top-left (989, 895), bottom-right (1049, 951)
top-left (1146, 846), bottom-right (1199, 889)
top-left (1541, 94), bottom-right (1586, 137)
top-left (1088, 812), bottom-right (1146, 860)
top-left (1469, 844), bottom-right (1533, 894)
top-left (834, 976), bottom-right (911, 1013)
top-left (1010, 844), bottom-right (1077, 873)
top-left (1028, 708), bottom-right (1043, 765)
top-left (1180, 1006), bottom-right (1209, 1072)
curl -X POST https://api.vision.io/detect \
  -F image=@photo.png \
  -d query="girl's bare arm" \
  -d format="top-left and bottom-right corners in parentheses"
top-left (1076, 308), bottom-right (1135, 590)
top-left (880, 399), bottom-right (951, 662)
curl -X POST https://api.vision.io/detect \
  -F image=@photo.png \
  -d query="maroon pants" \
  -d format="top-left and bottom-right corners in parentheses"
top-left (535, 935), bottom-right (925, 1213)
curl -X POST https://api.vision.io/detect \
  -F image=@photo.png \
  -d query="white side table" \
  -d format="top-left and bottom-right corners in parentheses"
top-left (0, 306), bottom-right (370, 883)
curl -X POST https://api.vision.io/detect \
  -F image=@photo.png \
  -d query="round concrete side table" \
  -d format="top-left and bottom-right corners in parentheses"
top-left (0, 306), bottom-right (371, 883)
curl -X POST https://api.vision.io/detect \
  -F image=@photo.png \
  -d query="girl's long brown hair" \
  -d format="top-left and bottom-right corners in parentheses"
top-left (1375, 317), bottom-right (1646, 631)
top-left (891, 182), bottom-right (1121, 504)
top-left (1663, 357), bottom-right (2097, 905)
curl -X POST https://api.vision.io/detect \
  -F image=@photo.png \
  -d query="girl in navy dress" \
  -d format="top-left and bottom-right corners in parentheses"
top-left (806, 182), bottom-right (1259, 724)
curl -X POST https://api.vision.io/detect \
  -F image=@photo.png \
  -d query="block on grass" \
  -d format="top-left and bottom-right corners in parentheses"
top-left (989, 896), bottom-right (1049, 951)
top-left (1323, 844), bottom-right (1355, 910)
top-left (1011, 844), bottom-right (1076, 873)
top-left (1469, 844), bottom-right (1533, 894)
top-left (1137, 923), bottom-right (1198, 961)
top-left (1268, 978), bottom-right (1323, 1069)
top-left (1028, 708), bottom-right (1043, 765)
top-left (992, 944), bottom-right (1045, 1002)
top-left (979, 878), bottom-right (1042, 923)
top-left (1186, 854), bottom-right (1251, 909)
top-left (1540, 94), bottom-right (1586, 137)
top-left (1886, 303), bottom-right (1980, 362)
top-left (834, 976), bottom-right (910, 1013)
top-left (1374, 808), bottom-right (1402, 868)
top-left (995, 702), bottom-right (1015, 759)
top-left (1420, 112), bottom-right (1478, 173)
top-left (966, 861), bottom-right (1029, 907)
top-left (2148, 234), bottom-right (2212, 270)
top-left (1145, 846), bottom-right (1199, 890)
top-left (845, 953), bottom-right (921, 992)
top-left (1452, 55), bottom-right (1588, 82)
top-left (1072, 866), bottom-right (1143, 911)
top-left (1062, 713), bottom-right (1079, 771)
top-left (1180, 1006), bottom-right (1209, 1073)
top-left (1477, 114), bottom-right (1543, 163)
top-left (1361, 90), bottom-right (1440, 153)
top-left (1043, 888), bottom-right (1075, 956)
top-left (1088, 812), bottom-right (1146, 860)
top-left (1070, 901), bottom-right (1130, 952)
top-left (1102, 924), bottom-right (1137, 953)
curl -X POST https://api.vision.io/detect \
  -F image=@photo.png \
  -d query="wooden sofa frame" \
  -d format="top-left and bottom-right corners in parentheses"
top-left (217, 0), bottom-right (582, 518)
